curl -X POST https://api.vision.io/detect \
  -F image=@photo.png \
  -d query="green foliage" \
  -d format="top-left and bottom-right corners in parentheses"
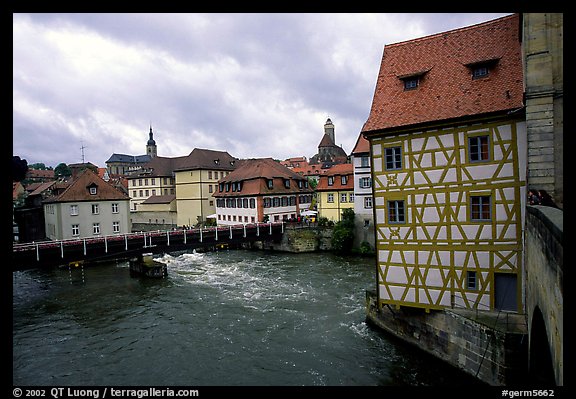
top-left (317, 216), bottom-right (333, 228)
top-left (12, 156), bottom-right (28, 182)
top-left (359, 241), bottom-right (375, 255)
top-left (330, 209), bottom-right (356, 254)
top-left (54, 163), bottom-right (72, 178)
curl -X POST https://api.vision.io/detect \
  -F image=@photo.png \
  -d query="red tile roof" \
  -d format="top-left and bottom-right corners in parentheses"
top-left (351, 133), bottom-right (370, 154)
top-left (316, 163), bottom-right (354, 191)
top-left (44, 168), bottom-right (129, 203)
top-left (362, 14), bottom-right (523, 134)
top-left (213, 158), bottom-right (313, 197)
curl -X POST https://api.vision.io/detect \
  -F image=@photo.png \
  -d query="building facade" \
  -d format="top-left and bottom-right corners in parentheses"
top-left (43, 169), bottom-right (131, 240)
top-left (315, 163), bottom-right (354, 223)
top-left (174, 148), bottom-right (237, 227)
top-left (213, 158), bottom-right (313, 225)
top-left (362, 14), bottom-right (527, 312)
top-left (105, 126), bottom-right (158, 176)
top-left (351, 133), bottom-right (375, 249)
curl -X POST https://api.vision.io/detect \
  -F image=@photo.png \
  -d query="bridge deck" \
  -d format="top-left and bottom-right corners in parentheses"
top-left (12, 222), bottom-right (285, 271)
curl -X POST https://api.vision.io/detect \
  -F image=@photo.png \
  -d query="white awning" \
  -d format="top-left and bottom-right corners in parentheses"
top-left (206, 214), bottom-right (218, 219)
top-left (300, 210), bottom-right (317, 216)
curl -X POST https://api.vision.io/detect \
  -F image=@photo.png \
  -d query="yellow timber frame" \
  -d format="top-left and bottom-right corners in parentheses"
top-left (370, 118), bottom-right (526, 312)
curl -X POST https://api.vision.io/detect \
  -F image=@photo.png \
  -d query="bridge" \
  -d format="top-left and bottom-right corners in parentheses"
top-left (524, 205), bottom-right (563, 386)
top-left (12, 222), bottom-right (285, 271)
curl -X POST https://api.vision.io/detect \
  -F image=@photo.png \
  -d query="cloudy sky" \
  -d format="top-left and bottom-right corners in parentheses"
top-left (13, 13), bottom-right (511, 169)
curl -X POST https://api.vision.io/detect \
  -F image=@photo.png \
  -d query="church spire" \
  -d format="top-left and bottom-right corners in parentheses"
top-left (146, 125), bottom-right (157, 158)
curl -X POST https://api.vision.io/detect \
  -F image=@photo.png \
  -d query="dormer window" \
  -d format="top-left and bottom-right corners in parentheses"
top-left (464, 57), bottom-right (500, 80)
top-left (267, 179), bottom-right (273, 189)
top-left (403, 78), bottom-right (419, 90)
top-left (87, 183), bottom-right (98, 195)
top-left (214, 159), bottom-right (220, 165)
top-left (397, 68), bottom-right (430, 92)
top-left (284, 179), bottom-right (290, 189)
top-left (472, 66), bottom-right (489, 79)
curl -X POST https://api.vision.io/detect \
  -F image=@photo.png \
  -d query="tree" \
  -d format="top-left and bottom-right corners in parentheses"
top-left (12, 156), bottom-right (28, 182)
top-left (54, 163), bottom-right (72, 178)
top-left (331, 208), bottom-right (356, 253)
top-left (29, 163), bottom-right (49, 170)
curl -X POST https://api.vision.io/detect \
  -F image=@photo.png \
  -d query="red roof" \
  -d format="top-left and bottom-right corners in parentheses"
top-left (351, 133), bottom-right (370, 154)
top-left (316, 163), bottom-right (354, 191)
top-left (44, 168), bottom-right (129, 203)
top-left (362, 14), bottom-right (523, 134)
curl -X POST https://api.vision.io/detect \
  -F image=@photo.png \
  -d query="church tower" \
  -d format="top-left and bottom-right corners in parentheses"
top-left (146, 126), bottom-right (157, 158)
top-left (324, 118), bottom-right (335, 143)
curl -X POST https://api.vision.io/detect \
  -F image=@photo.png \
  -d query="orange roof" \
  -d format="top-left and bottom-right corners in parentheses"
top-left (362, 14), bottom-right (523, 134)
top-left (351, 133), bottom-right (370, 154)
top-left (213, 158), bottom-right (313, 197)
top-left (315, 163), bottom-right (354, 191)
top-left (44, 168), bottom-right (129, 203)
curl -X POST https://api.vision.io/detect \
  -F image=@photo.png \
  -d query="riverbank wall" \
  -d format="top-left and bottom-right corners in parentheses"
top-left (365, 290), bottom-right (528, 386)
top-left (252, 226), bottom-right (333, 252)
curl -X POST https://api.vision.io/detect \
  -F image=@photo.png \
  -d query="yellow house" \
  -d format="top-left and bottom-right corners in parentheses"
top-left (361, 14), bottom-right (527, 312)
top-left (315, 163), bottom-right (354, 222)
top-left (173, 148), bottom-right (237, 227)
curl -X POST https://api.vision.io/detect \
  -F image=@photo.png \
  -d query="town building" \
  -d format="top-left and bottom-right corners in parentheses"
top-left (173, 148), bottom-right (237, 227)
top-left (309, 118), bottom-right (349, 165)
top-left (105, 126), bottom-right (158, 176)
top-left (350, 132), bottom-right (374, 249)
top-left (213, 158), bottom-right (313, 225)
top-left (43, 168), bottom-right (131, 240)
top-left (315, 163), bottom-right (354, 223)
top-left (361, 14), bottom-right (526, 312)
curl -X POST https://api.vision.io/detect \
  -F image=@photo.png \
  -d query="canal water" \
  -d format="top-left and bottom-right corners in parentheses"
top-left (13, 249), bottom-right (481, 386)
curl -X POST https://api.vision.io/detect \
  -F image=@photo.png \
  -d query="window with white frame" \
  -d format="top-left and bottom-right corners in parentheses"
top-left (364, 196), bottom-right (373, 209)
top-left (113, 221), bottom-right (120, 233)
top-left (360, 156), bottom-right (369, 167)
top-left (328, 176), bottom-right (334, 186)
top-left (70, 204), bottom-right (79, 216)
top-left (93, 223), bottom-right (100, 235)
top-left (360, 177), bottom-right (372, 188)
top-left (340, 193), bottom-right (347, 202)
top-left (72, 224), bottom-right (80, 236)
top-left (112, 203), bottom-right (119, 213)
top-left (327, 194), bottom-right (334, 203)
top-left (349, 193), bottom-right (354, 203)
top-left (92, 204), bottom-right (99, 215)
top-left (341, 176), bottom-right (347, 185)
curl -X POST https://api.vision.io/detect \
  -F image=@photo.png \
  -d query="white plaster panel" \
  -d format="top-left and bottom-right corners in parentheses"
top-left (386, 266), bottom-right (408, 284)
top-left (435, 151), bottom-right (447, 166)
top-left (425, 268), bottom-right (443, 287)
top-left (422, 207), bottom-right (439, 223)
top-left (389, 250), bottom-right (402, 264)
top-left (420, 153), bottom-right (432, 168)
top-left (378, 250), bottom-right (388, 262)
top-left (451, 226), bottom-right (462, 240)
top-left (454, 296), bottom-right (466, 309)
top-left (413, 171), bottom-right (426, 186)
top-left (439, 291), bottom-right (451, 307)
top-left (419, 289), bottom-right (430, 304)
top-left (498, 124), bottom-right (512, 140)
top-left (425, 137), bottom-right (440, 150)
top-left (389, 285), bottom-right (405, 301)
top-left (379, 285), bottom-right (390, 300)
top-left (504, 225), bottom-right (517, 240)
top-left (376, 209), bottom-right (385, 223)
top-left (479, 225), bottom-right (492, 240)
top-left (434, 192), bottom-right (446, 203)
top-left (425, 169), bottom-right (443, 184)
top-left (375, 196), bottom-right (384, 206)
top-left (372, 144), bottom-right (381, 156)
top-left (454, 251), bottom-right (467, 267)
top-left (439, 133), bottom-right (454, 147)
top-left (411, 137), bottom-right (424, 152)
top-left (428, 289), bottom-right (441, 305)
top-left (498, 163), bottom-right (513, 179)
top-left (476, 251), bottom-right (490, 268)
top-left (436, 226), bottom-right (447, 240)
top-left (405, 287), bottom-right (415, 302)
top-left (373, 157), bottom-right (382, 173)
top-left (403, 251), bottom-right (415, 265)
top-left (463, 225), bottom-right (479, 240)
top-left (443, 168), bottom-right (458, 183)
top-left (465, 164), bottom-right (498, 181)
top-left (439, 251), bottom-right (450, 266)
top-left (450, 192), bottom-right (461, 202)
